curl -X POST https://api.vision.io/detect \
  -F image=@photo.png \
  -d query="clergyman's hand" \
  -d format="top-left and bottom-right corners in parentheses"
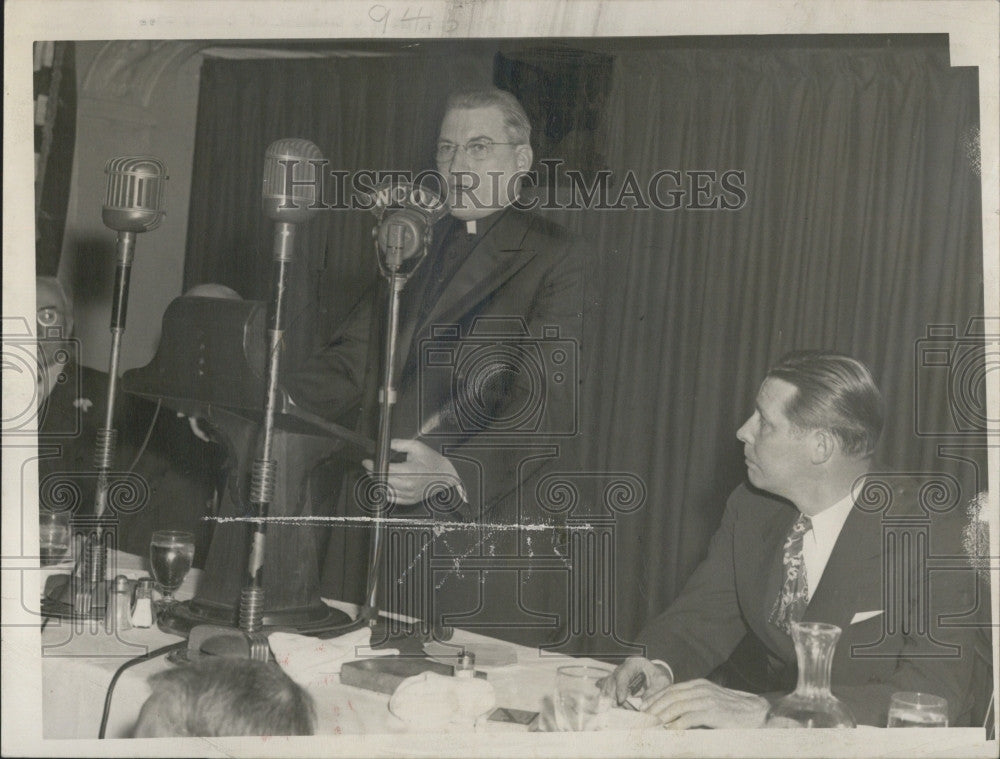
top-left (362, 438), bottom-right (463, 506)
top-left (641, 678), bottom-right (769, 729)
top-left (601, 657), bottom-right (673, 707)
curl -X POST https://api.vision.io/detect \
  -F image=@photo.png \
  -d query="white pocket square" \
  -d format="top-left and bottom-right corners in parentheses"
top-left (850, 610), bottom-right (884, 624)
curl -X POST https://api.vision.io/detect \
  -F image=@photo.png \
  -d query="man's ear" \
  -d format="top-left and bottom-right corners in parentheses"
top-left (810, 429), bottom-right (836, 465)
top-left (515, 143), bottom-right (533, 171)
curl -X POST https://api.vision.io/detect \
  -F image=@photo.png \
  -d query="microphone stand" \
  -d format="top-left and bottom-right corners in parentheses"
top-left (360, 210), bottom-right (434, 628)
top-left (239, 219), bottom-right (294, 635)
top-left (220, 137), bottom-right (329, 653)
top-left (74, 229), bottom-right (137, 615)
top-left (43, 156), bottom-right (166, 620)
top-left (175, 214), bottom-right (343, 658)
top-left (361, 223), bottom-right (408, 627)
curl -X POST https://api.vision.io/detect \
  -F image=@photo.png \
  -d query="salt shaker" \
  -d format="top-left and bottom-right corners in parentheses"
top-left (454, 650), bottom-right (476, 678)
top-left (105, 575), bottom-right (133, 633)
top-left (131, 577), bottom-right (154, 628)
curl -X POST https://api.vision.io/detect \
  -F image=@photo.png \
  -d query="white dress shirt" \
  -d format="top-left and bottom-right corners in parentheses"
top-left (801, 490), bottom-right (856, 601)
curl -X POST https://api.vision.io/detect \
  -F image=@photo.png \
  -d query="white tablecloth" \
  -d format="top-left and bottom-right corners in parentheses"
top-left (40, 552), bottom-right (591, 739)
top-left (41, 551), bottom-right (199, 738)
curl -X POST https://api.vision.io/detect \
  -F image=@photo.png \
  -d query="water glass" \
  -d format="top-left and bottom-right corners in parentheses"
top-left (39, 511), bottom-right (71, 566)
top-left (554, 665), bottom-right (613, 731)
top-left (887, 691), bottom-right (949, 727)
top-left (149, 530), bottom-right (195, 608)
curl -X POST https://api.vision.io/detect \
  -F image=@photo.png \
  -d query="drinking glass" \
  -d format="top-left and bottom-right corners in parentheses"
top-left (149, 530), bottom-right (195, 608)
top-left (39, 511), bottom-right (71, 566)
top-left (887, 692), bottom-right (949, 727)
top-left (554, 665), bottom-right (614, 731)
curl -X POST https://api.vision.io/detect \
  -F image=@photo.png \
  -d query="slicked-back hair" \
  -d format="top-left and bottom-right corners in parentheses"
top-left (142, 659), bottom-right (315, 737)
top-left (445, 87), bottom-right (531, 145)
top-left (766, 350), bottom-right (883, 459)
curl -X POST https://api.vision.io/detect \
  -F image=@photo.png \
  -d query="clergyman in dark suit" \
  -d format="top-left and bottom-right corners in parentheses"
top-left (286, 88), bottom-right (584, 644)
top-left (605, 351), bottom-right (987, 727)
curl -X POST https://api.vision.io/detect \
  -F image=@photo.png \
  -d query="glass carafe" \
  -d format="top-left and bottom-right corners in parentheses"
top-left (766, 621), bottom-right (857, 728)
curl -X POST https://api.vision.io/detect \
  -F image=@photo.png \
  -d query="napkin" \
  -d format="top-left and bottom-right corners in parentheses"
top-left (389, 671), bottom-right (496, 730)
top-left (268, 628), bottom-right (399, 687)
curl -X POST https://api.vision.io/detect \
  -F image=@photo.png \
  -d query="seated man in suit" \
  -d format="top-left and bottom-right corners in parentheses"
top-left (604, 350), bottom-right (986, 727)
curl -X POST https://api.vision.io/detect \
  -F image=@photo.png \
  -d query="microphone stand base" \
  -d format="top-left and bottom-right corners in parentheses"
top-left (169, 624), bottom-right (273, 664)
top-left (155, 598), bottom-right (354, 638)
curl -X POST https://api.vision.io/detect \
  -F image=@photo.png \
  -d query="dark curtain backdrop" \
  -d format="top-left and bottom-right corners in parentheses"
top-left (185, 37), bottom-right (985, 655)
top-left (184, 48), bottom-right (495, 362)
top-left (562, 39), bottom-right (985, 649)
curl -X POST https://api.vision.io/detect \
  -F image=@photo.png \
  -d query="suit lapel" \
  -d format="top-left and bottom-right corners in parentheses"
top-left (740, 495), bottom-right (799, 661)
top-left (398, 209), bottom-right (537, 372)
top-left (802, 500), bottom-right (881, 629)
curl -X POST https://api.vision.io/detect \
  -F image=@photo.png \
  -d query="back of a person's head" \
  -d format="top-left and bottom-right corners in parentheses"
top-left (134, 658), bottom-right (315, 737)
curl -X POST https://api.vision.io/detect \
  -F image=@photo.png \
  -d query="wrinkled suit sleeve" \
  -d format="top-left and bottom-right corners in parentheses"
top-left (636, 492), bottom-right (751, 683)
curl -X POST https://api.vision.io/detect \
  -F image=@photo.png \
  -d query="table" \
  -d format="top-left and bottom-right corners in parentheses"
top-left (40, 551), bottom-right (199, 739)
top-left (39, 552), bottom-right (593, 738)
top-left (35, 556), bottom-right (993, 758)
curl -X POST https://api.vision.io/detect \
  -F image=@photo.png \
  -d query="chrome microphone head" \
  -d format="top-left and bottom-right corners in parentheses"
top-left (368, 180), bottom-right (448, 275)
top-left (261, 138), bottom-right (325, 224)
top-left (102, 156), bottom-right (167, 232)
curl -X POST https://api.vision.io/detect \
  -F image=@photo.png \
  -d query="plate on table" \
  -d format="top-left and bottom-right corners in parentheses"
top-left (388, 671), bottom-right (497, 732)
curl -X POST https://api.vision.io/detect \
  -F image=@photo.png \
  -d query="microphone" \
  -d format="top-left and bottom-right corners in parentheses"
top-left (95, 155), bottom-right (169, 491)
top-left (239, 138), bottom-right (325, 634)
top-left (368, 180), bottom-right (447, 274)
top-left (64, 155), bottom-right (167, 617)
top-left (102, 156), bottom-right (167, 232)
top-left (262, 138), bottom-right (324, 224)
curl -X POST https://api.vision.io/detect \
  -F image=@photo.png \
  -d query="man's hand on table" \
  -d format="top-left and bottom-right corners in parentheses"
top-left (362, 438), bottom-right (464, 506)
top-left (603, 656), bottom-right (673, 705)
top-left (641, 678), bottom-right (769, 729)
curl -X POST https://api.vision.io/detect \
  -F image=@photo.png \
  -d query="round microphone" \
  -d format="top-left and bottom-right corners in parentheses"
top-left (102, 156), bottom-right (167, 233)
top-left (368, 180), bottom-right (448, 271)
top-left (261, 138), bottom-right (324, 224)
top-left (375, 208), bottom-right (431, 262)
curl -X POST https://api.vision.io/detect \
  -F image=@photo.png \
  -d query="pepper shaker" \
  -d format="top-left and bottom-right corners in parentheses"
top-left (105, 575), bottom-right (133, 633)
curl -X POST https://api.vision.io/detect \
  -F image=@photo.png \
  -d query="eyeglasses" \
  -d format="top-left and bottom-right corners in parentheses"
top-left (435, 138), bottom-right (520, 162)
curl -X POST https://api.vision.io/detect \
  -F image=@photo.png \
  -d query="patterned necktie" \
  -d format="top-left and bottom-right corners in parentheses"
top-left (769, 513), bottom-right (812, 635)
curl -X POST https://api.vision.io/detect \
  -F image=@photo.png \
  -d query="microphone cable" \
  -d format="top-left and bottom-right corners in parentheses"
top-left (97, 639), bottom-right (186, 739)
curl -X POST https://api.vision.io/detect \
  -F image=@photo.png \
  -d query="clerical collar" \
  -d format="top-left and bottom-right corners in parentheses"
top-left (456, 208), bottom-right (505, 238)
